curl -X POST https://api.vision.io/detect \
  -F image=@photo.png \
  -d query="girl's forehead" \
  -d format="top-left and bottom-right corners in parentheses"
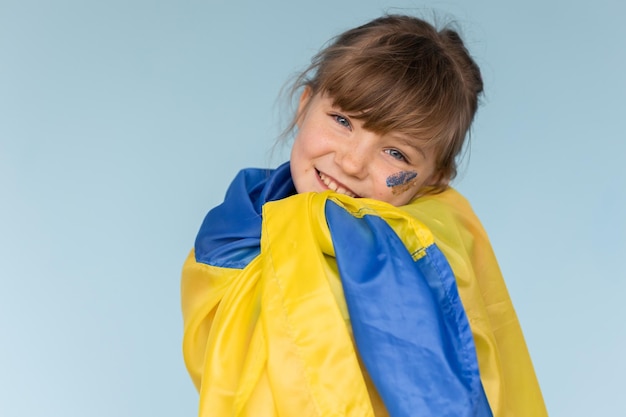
top-left (316, 91), bottom-right (441, 153)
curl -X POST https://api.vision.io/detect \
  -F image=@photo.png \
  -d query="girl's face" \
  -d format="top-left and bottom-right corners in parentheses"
top-left (290, 92), bottom-right (439, 206)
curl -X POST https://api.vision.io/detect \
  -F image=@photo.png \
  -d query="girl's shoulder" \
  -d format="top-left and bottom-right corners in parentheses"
top-left (400, 187), bottom-right (498, 283)
top-left (402, 187), bottom-right (484, 235)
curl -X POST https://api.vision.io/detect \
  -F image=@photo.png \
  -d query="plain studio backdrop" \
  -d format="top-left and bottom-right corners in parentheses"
top-left (1, 0), bottom-right (624, 416)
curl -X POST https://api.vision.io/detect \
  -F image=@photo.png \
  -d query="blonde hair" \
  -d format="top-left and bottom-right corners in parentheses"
top-left (284, 14), bottom-right (483, 192)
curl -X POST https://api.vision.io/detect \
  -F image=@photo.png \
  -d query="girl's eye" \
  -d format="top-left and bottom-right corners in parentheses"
top-left (385, 149), bottom-right (407, 161)
top-left (332, 114), bottom-right (352, 130)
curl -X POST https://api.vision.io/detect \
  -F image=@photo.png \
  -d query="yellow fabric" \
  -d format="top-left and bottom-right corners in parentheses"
top-left (181, 189), bottom-right (547, 417)
top-left (182, 192), bottom-right (374, 416)
top-left (402, 189), bottom-right (547, 417)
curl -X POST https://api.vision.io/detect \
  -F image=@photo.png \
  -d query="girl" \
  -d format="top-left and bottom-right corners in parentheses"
top-left (181, 14), bottom-right (547, 417)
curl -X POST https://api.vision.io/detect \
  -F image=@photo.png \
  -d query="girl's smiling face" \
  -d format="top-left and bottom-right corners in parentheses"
top-left (290, 91), bottom-right (439, 206)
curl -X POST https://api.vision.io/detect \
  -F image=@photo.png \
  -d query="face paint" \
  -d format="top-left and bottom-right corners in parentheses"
top-left (386, 171), bottom-right (418, 195)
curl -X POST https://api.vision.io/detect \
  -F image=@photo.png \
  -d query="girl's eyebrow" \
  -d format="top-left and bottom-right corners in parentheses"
top-left (391, 134), bottom-right (427, 158)
top-left (326, 100), bottom-right (365, 119)
top-left (329, 105), bottom-right (363, 120)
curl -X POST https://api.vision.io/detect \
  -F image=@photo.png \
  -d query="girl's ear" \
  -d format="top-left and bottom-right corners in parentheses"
top-left (296, 87), bottom-right (313, 127)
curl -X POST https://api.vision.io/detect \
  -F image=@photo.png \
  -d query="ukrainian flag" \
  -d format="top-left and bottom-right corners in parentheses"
top-left (181, 163), bottom-right (547, 416)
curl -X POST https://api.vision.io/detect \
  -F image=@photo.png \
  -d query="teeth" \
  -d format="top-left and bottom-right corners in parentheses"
top-left (318, 172), bottom-right (356, 197)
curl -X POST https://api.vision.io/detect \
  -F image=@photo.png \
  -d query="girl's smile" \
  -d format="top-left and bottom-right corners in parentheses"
top-left (316, 169), bottom-right (359, 198)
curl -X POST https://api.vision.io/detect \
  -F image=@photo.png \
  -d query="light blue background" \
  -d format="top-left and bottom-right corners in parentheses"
top-left (1, 0), bottom-right (624, 416)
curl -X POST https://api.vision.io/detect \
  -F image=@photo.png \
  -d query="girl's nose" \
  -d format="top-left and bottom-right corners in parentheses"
top-left (335, 138), bottom-right (369, 178)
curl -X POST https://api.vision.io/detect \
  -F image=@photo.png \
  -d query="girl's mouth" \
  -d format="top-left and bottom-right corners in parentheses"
top-left (316, 170), bottom-right (358, 198)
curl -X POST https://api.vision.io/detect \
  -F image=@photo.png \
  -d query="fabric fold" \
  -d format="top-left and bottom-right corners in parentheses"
top-left (325, 199), bottom-right (492, 417)
top-left (181, 164), bottom-right (547, 417)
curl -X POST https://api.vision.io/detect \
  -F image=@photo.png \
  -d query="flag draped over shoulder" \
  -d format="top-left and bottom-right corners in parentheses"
top-left (181, 162), bottom-right (547, 417)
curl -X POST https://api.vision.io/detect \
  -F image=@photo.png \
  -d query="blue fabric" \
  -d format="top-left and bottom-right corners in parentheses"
top-left (194, 162), bottom-right (295, 268)
top-left (325, 201), bottom-right (492, 417)
top-left (194, 164), bottom-right (492, 416)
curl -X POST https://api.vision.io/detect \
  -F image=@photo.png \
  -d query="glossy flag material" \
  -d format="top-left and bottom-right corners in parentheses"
top-left (181, 163), bottom-right (547, 416)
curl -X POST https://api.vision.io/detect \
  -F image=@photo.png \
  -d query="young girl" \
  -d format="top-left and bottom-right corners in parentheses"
top-left (181, 15), bottom-right (547, 417)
